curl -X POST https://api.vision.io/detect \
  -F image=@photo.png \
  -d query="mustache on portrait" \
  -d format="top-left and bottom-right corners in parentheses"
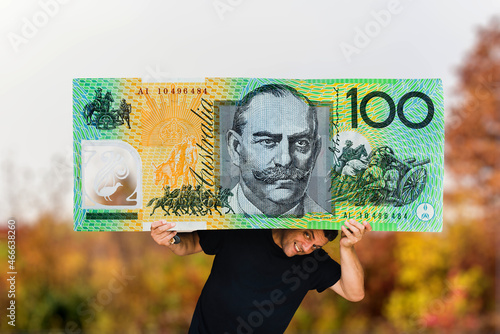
top-left (252, 166), bottom-right (311, 184)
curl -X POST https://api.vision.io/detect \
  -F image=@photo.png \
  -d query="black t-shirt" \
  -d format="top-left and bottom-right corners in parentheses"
top-left (188, 229), bottom-right (341, 334)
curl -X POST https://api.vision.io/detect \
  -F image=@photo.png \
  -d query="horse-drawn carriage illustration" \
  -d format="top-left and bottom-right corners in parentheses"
top-left (83, 88), bottom-right (132, 130)
top-left (331, 143), bottom-right (430, 207)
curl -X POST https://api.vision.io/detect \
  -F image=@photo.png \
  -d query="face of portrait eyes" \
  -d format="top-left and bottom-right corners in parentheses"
top-left (227, 93), bottom-right (321, 209)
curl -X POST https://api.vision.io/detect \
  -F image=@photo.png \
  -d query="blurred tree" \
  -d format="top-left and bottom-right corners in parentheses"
top-left (446, 19), bottom-right (500, 218)
top-left (445, 18), bottom-right (499, 330)
top-left (384, 19), bottom-right (500, 333)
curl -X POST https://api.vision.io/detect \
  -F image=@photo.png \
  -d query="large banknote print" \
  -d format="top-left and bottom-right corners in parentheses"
top-left (73, 78), bottom-right (444, 232)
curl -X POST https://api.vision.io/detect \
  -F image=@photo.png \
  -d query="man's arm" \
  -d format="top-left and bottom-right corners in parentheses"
top-left (330, 220), bottom-right (372, 302)
top-left (151, 221), bottom-right (203, 256)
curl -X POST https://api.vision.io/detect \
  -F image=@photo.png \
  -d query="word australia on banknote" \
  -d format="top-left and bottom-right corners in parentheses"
top-left (73, 78), bottom-right (444, 232)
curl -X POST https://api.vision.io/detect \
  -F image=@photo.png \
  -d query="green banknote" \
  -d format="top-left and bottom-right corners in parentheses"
top-left (73, 78), bottom-right (443, 232)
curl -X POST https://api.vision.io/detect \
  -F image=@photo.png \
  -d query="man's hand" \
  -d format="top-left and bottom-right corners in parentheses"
top-left (150, 220), bottom-right (202, 256)
top-left (340, 219), bottom-right (372, 249)
top-left (151, 221), bottom-right (179, 247)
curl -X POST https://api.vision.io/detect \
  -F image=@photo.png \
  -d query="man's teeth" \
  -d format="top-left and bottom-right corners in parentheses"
top-left (294, 243), bottom-right (300, 252)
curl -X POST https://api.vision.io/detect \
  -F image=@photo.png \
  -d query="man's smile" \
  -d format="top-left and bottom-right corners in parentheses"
top-left (294, 242), bottom-right (302, 253)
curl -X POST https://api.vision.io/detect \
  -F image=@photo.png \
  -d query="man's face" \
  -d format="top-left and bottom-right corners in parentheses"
top-left (276, 229), bottom-right (330, 257)
top-left (233, 93), bottom-right (320, 206)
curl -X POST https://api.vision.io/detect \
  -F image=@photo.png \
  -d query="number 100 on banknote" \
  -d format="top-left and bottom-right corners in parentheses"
top-left (73, 78), bottom-right (443, 232)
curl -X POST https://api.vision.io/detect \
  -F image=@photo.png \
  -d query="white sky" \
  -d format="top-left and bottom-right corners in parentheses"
top-left (0, 0), bottom-right (499, 221)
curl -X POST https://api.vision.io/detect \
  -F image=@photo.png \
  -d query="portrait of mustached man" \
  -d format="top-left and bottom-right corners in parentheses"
top-left (227, 84), bottom-right (326, 218)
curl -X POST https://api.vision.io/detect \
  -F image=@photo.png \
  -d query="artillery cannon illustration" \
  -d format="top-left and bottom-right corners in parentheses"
top-left (332, 146), bottom-right (430, 207)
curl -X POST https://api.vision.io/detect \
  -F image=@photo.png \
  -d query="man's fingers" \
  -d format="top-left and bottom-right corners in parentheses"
top-left (341, 220), bottom-right (371, 248)
top-left (350, 219), bottom-right (366, 231)
top-left (345, 220), bottom-right (361, 235)
top-left (157, 231), bottom-right (178, 245)
top-left (151, 220), bottom-right (166, 230)
top-left (341, 225), bottom-right (354, 239)
top-left (151, 221), bottom-right (178, 247)
top-left (344, 221), bottom-right (362, 240)
top-left (341, 226), bottom-right (358, 247)
top-left (152, 221), bottom-right (176, 232)
top-left (347, 219), bottom-right (372, 236)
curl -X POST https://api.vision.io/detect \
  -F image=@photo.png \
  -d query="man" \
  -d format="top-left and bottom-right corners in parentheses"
top-left (183, 135), bottom-right (198, 186)
top-left (226, 84), bottom-right (325, 217)
top-left (151, 84), bottom-right (371, 332)
top-left (383, 162), bottom-right (400, 201)
top-left (337, 157), bottom-right (369, 197)
top-left (119, 98), bottom-right (132, 129)
top-left (151, 220), bottom-right (371, 333)
top-left (335, 139), bottom-right (356, 173)
top-left (355, 151), bottom-right (386, 205)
